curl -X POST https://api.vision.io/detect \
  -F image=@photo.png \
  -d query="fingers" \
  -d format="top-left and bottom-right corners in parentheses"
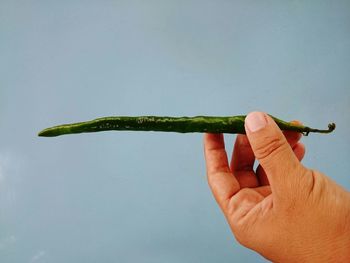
top-left (230, 135), bottom-right (259, 188)
top-left (244, 112), bottom-right (308, 198)
top-left (204, 133), bottom-right (240, 211)
top-left (292, 142), bottom-right (305, 161)
top-left (257, 142), bottom-right (306, 186)
top-left (257, 126), bottom-right (305, 186)
top-left (230, 126), bottom-right (304, 188)
top-left (228, 188), bottom-right (265, 221)
top-left (253, 185), bottom-right (272, 197)
top-left (283, 120), bottom-right (303, 148)
top-left (230, 135), bottom-right (255, 171)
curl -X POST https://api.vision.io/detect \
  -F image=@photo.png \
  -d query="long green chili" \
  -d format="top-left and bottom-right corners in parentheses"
top-left (38, 115), bottom-right (335, 137)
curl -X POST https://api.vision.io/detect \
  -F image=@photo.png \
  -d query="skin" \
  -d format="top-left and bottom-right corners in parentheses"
top-left (203, 111), bottom-right (350, 262)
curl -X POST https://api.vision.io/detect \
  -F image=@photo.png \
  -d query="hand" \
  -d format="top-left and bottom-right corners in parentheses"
top-left (204, 111), bottom-right (350, 262)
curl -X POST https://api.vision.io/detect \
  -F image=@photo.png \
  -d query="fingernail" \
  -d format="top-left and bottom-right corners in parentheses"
top-left (245, 112), bottom-right (267, 133)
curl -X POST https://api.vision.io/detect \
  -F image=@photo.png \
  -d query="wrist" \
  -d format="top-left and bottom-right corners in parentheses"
top-left (302, 229), bottom-right (350, 262)
top-left (327, 231), bottom-right (350, 262)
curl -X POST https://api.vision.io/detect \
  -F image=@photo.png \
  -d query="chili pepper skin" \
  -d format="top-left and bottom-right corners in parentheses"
top-left (38, 115), bottom-right (335, 137)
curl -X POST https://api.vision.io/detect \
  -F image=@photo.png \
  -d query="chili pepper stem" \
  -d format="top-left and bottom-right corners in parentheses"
top-left (302, 123), bottom-right (336, 136)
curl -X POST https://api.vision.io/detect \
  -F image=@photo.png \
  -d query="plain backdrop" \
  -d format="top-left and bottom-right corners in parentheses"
top-left (1, 1), bottom-right (349, 262)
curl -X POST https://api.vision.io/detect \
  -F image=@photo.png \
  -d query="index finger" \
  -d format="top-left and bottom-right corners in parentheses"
top-left (204, 133), bottom-right (240, 211)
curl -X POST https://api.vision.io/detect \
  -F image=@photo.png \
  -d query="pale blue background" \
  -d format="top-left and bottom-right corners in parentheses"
top-left (1, 1), bottom-right (349, 262)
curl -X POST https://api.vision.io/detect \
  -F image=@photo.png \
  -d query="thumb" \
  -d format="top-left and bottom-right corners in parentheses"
top-left (244, 112), bottom-right (307, 197)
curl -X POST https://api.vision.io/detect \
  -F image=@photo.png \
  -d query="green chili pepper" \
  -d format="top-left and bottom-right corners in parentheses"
top-left (38, 115), bottom-right (335, 137)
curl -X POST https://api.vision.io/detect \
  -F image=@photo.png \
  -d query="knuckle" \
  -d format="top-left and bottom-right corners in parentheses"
top-left (254, 135), bottom-right (288, 161)
top-left (227, 188), bottom-right (251, 215)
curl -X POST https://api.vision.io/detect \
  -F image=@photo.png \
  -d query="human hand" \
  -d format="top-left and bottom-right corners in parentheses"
top-left (204, 111), bottom-right (350, 262)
